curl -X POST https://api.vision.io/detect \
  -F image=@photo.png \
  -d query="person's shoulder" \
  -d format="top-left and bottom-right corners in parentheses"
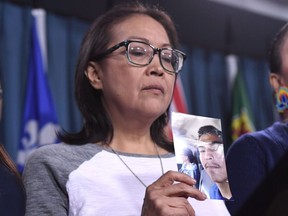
top-left (27, 143), bottom-right (72, 160)
top-left (229, 123), bottom-right (278, 150)
top-left (26, 143), bottom-right (101, 167)
top-left (226, 130), bottom-right (267, 161)
top-left (239, 121), bottom-right (287, 146)
top-left (33, 142), bottom-right (98, 154)
top-left (228, 132), bottom-right (261, 151)
top-left (266, 121), bottom-right (288, 140)
top-left (268, 120), bottom-right (288, 129)
top-left (227, 121), bottom-right (287, 161)
top-left (250, 121), bottom-right (287, 140)
top-left (23, 143), bottom-right (104, 179)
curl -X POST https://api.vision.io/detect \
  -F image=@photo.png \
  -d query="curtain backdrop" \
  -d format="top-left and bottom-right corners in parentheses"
top-left (0, 2), bottom-right (275, 160)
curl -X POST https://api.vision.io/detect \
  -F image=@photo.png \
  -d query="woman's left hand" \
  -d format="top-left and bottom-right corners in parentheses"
top-left (141, 170), bottom-right (206, 216)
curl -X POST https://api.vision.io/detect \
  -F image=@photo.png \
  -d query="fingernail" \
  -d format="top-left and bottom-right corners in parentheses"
top-left (191, 178), bottom-right (196, 184)
top-left (202, 192), bottom-right (207, 199)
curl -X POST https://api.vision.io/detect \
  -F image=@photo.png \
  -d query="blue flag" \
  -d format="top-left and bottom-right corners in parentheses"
top-left (17, 14), bottom-right (59, 172)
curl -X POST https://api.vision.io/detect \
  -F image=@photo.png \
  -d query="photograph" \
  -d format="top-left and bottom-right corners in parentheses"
top-left (171, 112), bottom-right (232, 201)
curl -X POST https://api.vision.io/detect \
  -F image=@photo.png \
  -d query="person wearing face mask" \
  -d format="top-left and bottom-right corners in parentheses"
top-left (225, 23), bottom-right (288, 215)
top-left (197, 125), bottom-right (232, 201)
top-left (0, 83), bottom-right (26, 215)
top-left (22, 2), bottom-right (235, 216)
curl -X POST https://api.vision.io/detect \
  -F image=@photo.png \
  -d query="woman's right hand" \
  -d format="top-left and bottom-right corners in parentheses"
top-left (141, 170), bottom-right (207, 216)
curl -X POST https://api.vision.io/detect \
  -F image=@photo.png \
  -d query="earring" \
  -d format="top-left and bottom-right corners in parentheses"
top-left (275, 86), bottom-right (288, 113)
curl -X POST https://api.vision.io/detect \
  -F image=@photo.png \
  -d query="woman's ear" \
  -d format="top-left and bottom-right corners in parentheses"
top-left (269, 73), bottom-right (282, 92)
top-left (85, 61), bottom-right (103, 89)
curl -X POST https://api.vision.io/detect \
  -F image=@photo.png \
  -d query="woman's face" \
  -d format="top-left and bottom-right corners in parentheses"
top-left (90, 14), bottom-right (176, 123)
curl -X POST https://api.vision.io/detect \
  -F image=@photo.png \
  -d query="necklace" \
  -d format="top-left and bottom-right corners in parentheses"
top-left (110, 143), bottom-right (164, 188)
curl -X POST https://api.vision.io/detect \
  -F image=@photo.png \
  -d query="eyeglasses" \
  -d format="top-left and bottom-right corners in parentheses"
top-left (94, 40), bottom-right (186, 74)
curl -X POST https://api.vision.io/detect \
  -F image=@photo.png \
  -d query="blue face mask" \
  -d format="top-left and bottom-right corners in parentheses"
top-left (275, 86), bottom-right (288, 113)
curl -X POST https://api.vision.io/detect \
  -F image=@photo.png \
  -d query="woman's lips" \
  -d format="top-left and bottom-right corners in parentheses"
top-left (142, 85), bottom-right (164, 94)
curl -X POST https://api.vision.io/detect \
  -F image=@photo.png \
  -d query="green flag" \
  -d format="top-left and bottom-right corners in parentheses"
top-left (231, 72), bottom-right (255, 141)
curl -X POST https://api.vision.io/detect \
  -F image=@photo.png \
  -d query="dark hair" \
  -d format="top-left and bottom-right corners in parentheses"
top-left (58, 2), bottom-right (179, 152)
top-left (269, 23), bottom-right (288, 74)
top-left (0, 145), bottom-right (21, 179)
top-left (198, 125), bottom-right (222, 139)
top-left (182, 147), bottom-right (197, 164)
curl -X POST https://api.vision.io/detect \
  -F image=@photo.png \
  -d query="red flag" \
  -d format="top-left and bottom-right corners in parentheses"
top-left (167, 76), bottom-right (188, 139)
top-left (171, 77), bottom-right (188, 113)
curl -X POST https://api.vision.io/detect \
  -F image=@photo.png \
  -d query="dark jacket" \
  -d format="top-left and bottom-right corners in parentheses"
top-left (225, 121), bottom-right (288, 215)
top-left (0, 162), bottom-right (26, 216)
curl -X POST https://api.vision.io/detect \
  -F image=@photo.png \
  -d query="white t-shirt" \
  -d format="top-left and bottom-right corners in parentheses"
top-left (67, 149), bottom-right (230, 216)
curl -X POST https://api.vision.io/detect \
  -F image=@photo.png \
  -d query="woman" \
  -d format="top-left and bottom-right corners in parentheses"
top-left (179, 147), bottom-right (201, 188)
top-left (23, 2), bottom-right (209, 216)
top-left (225, 23), bottom-right (288, 215)
top-left (0, 84), bottom-right (26, 215)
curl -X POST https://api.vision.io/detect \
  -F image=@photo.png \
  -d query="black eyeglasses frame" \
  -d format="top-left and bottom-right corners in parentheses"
top-left (93, 40), bottom-right (186, 74)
